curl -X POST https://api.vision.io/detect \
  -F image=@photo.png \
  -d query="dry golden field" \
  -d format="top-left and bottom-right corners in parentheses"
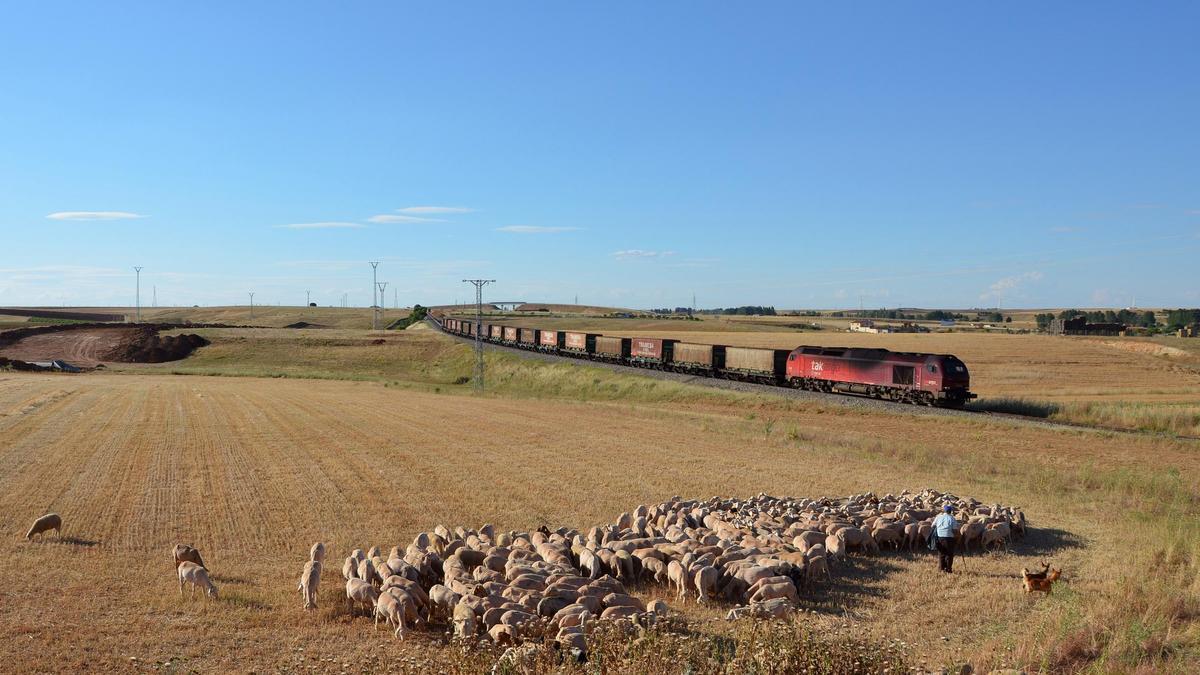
top-left (1, 352), bottom-right (1198, 672)
top-left (136, 322), bottom-right (1200, 437)
top-left (76, 305), bottom-right (411, 329)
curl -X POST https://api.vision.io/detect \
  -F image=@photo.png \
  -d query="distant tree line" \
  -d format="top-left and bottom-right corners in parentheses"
top-left (827, 309), bottom-right (975, 322)
top-left (1034, 308), bottom-right (1166, 331)
top-left (652, 306), bottom-right (778, 316)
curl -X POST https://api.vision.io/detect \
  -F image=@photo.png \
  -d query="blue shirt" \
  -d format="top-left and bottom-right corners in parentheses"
top-left (933, 513), bottom-right (958, 538)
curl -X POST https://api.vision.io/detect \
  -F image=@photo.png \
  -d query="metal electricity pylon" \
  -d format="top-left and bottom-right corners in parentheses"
top-left (369, 261), bottom-right (380, 329)
top-left (462, 279), bottom-right (495, 391)
top-left (133, 266), bottom-right (143, 322)
top-left (376, 282), bottom-right (388, 328)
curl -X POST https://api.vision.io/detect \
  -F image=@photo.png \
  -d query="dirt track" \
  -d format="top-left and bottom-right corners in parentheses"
top-left (0, 327), bottom-right (140, 366)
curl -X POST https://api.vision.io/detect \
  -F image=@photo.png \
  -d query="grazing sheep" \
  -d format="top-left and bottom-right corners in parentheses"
top-left (807, 554), bottom-right (830, 583)
top-left (959, 521), bottom-right (986, 552)
top-left (342, 556), bottom-right (359, 581)
top-left (358, 558), bottom-right (382, 587)
top-left (726, 597), bottom-right (795, 620)
top-left (298, 560), bottom-right (321, 610)
top-left (748, 580), bottom-right (798, 605)
top-left (374, 590), bottom-right (407, 638)
top-left (666, 560), bottom-right (691, 601)
top-left (556, 625), bottom-right (588, 659)
top-left (693, 565), bottom-right (718, 603)
top-left (453, 598), bottom-right (478, 638)
top-left (310, 542), bottom-right (326, 564)
top-left (172, 544), bottom-right (205, 569)
top-left (25, 513), bottom-right (62, 540)
top-left (345, 578), bottom-right (379, 615)
top-left (980, 527), bottom-right (1008, 553)
top-left (429, 584), bottom-right (462, 623)
top-left (177, 561), bottom-right (218, 600)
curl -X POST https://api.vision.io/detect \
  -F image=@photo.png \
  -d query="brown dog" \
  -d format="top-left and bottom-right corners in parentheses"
top-left (1023, 561), bottom-right (1050, 580)
top-left (1022, 567), bottom-right (1061, 594)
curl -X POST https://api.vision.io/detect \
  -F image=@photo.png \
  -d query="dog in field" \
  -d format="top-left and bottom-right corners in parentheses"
top-left (1022, 565), bottom-right (1061, 594)
top-left (1023, 561), bottom-right (1050, 580)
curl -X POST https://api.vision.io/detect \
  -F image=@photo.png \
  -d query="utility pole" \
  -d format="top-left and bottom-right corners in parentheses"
top-left (377, 282), bottom-right (388, 328)
top-left (462, 279), bottom-right (496, 391)
top-left (369, 261), bottom-right (380, 329)
top-left (393, 287), bottom-right (397, 309)
top-left (249, 292), bottom-right (255, 320)
top-left (153, 285), bottom-right (157, 308)
top-left (306, 290), bottom-right (310, 307)
top-left (133, 266), bottom-right (143, 322)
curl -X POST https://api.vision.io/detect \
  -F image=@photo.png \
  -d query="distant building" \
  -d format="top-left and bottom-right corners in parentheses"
top-left (848, 320), bottom-right (878, 333)
top-left (1049, 316), bottom-right (1125, 336)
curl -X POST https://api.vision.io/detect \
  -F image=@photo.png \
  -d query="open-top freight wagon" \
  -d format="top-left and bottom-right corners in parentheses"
top-left (435, 320), bottom-right (975, 407)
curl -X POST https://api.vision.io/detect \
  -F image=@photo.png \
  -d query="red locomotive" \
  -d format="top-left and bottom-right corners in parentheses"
top-left (785, 347), bottom-right (973, 406)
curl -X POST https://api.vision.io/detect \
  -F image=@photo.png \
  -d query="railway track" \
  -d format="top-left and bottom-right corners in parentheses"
top-left (429, 319), bottom-right (1199, 441)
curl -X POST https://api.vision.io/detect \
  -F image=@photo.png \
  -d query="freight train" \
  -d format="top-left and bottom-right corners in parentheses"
top-left (433, 315), bottom-right (976, 407)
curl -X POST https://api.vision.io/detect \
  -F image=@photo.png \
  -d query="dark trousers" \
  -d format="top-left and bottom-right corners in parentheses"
top-left (935, 536), bottom-right (955, 572)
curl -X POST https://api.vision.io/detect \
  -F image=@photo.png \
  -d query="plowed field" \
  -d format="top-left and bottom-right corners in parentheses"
top-left (0, 327), bottom-right (142, 366)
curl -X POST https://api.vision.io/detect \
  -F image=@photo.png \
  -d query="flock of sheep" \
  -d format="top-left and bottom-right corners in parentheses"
top-left (31, 488), bottom-right (1028, 659)
top-left (292, 489), bottom-right (1026, 656)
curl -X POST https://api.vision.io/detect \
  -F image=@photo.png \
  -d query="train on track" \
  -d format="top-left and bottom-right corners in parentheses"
top-left (431, 314), bottom-right (977, 407)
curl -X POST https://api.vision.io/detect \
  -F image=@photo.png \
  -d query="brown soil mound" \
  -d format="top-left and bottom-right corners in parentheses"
top-left (118, 332), bottom-right (210, 363)
top-left (283, 321), bottom-right (330, 329)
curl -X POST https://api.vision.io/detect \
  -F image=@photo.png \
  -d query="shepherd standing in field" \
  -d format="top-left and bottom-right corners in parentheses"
top-left (933, 504), bottom-right (959, 573)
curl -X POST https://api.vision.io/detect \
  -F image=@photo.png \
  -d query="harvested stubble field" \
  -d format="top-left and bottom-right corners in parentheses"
top-left (142, 323), bottom-right (1200, 437)
top-left (1, 333), bottom-right (1198, 673)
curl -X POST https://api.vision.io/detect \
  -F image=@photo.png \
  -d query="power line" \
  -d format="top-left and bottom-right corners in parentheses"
top-left (462, 279), bottom-right (496, 391)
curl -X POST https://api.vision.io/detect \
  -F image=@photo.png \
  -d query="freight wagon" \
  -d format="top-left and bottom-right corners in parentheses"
top-left (629, 338), bottom-right (675, 368)
top-left (538, 330), bottom-right (563, 352)
top-left (594, 336), bottom-right (631, 362)
top-left (517, 328), bottom-right (539, 349)
top-left (722, 347), bottom-right (790, 384)
top-left (671, 342), bottom-right (724, 374)
top-left (489, 325), bottom-right (504, 341)
top-left (503, 326), bottom-right (519, 344)
top-left (562, 332), bottom-right (597, 356)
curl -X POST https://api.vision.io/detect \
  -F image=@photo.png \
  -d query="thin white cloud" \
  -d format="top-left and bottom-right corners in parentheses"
top-left (46, 211), bottom-right (145, 221)
top-left (274, 221), bottom-right (365, 229)
top-left (496, 225), bottom-right (579, 234)
top-left (398, 206), bottom-right (474, 215)
top-left (612, 249), bottom-right (674, 260)
top-left (980, 271), bottom-right (1044, 302)
top-left (367, 214), bottom-right (444, 224)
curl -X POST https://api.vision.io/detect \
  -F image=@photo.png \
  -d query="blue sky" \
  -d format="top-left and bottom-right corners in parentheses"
top-left (2, 2), bottom-right (1198, 310)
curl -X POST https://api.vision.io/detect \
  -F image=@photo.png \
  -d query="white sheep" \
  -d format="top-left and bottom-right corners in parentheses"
top-left (310, 542), bottom-right (326, 564)
top-left (178, 561), bottom-right (218, 600)
top-left (25, 513), bottom-right (62, 540)
top-left (298, 560), bottom-right (321, 610)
